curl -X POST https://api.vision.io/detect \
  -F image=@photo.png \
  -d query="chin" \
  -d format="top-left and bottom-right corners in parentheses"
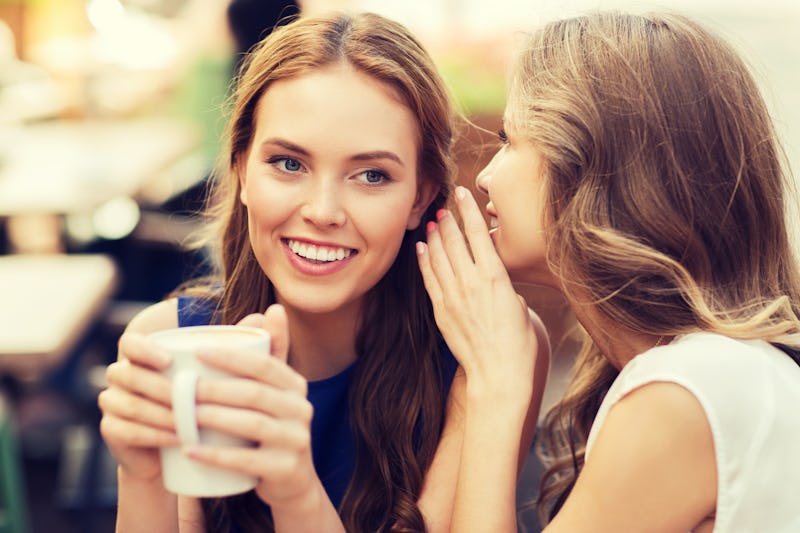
top-left (276, 288), bottom-right (363, 316)
top-left (507, 265), bottom-right (558, 289)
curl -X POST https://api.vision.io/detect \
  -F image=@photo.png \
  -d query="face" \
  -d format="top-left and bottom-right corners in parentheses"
top-left (238, 64), bottom-right (435, 316)
top-left (475, 117), bottom-right (557, 288)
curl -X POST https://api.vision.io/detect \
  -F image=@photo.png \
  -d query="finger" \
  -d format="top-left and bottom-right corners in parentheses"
top-left (99, 413), bottom-right (179, 448)
top-left (416, 241), bottom-right (444, 307)
top-left (98, 386), bottom-right (175, 430)
top-left (185, 445), bottom-right (307, 485)
top-left (196, 348), bottom-right (306, 396)
top-left (105, 359), bottom-right (173, 406)
top-left (237, 313), bottom-right (267, 328)
top-left (454, 186), bottom-right (508, 273)
top-left (118, 333), bottom-right (172, 369)
top-left (197, 378), bottom-right (314, 421)
top-left (262, 304), bottom-right (289, 363)
top-left (195, 403), bottom-right (310, 446)
top-left (435, 208), bottom-right (479, 279)
top-left (425, 220), bottom-right (461, 298)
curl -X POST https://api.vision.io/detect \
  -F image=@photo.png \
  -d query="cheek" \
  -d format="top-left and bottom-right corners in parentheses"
top-left (361, 200), bottom-right (413, 239)
top-left (352, 193), bottom-right (417, 247)
top-left (243, 182), bottom-right (294, 233)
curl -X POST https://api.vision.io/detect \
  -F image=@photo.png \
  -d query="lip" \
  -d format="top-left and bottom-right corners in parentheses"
top-left (281, 237), bottom-right (358, 276)
top-left (485, 204), bottom-right (499, 237)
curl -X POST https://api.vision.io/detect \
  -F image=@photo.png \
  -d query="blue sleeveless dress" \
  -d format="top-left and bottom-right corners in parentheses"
top-left (177, 296), bottom-right (458, 510)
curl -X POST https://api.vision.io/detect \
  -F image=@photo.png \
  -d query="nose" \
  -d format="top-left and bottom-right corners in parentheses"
top-left (475, 150), bottom-right (499, 194)
top-left (300, 180), bottom-right (346, 228)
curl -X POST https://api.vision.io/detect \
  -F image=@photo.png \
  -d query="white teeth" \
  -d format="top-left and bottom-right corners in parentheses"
top-left (287, 239), bottom-right (353, 262)
top-left (489, 218), bottom-right (499, 229)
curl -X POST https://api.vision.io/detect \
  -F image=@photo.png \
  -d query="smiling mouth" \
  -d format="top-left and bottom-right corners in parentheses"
top-left (284, 239), bottom-right (356, 263)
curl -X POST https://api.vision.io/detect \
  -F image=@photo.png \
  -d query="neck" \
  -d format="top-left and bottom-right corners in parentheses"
top-left (570, 300), bottom-right (665, 370)
top-left (280, 301), bottom-right (360, 382)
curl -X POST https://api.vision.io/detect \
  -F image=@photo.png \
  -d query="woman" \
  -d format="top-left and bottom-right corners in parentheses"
top-left (419, 11), bottom-right (800, 532)
top-left (98, 11), bottom-right (547, 533)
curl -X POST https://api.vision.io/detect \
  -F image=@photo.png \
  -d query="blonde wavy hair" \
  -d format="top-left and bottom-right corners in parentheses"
top-left (504, 11), bottom-right (800, 523)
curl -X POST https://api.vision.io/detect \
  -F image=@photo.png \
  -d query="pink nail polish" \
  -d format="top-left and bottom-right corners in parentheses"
top-left (427, 221), bottom-right (437, 233)
top-left (436, 209), bottom-right (447, 221)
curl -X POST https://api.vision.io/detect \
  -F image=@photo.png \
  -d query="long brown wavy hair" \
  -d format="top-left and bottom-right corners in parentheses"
top-left (183, 11), bottom-right (456, 532)
top-left (502, 11), bottom-right (800, 524)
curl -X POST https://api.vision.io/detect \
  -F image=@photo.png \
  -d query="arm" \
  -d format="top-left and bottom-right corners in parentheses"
top-left (455, 311), bottom-right (549, 533)
top-left (545, 382), bottom-right (717, 533)
top-left (417, 367), bottom-right (465, 533)
top-left (417, 186), bottom-right (551, 532)
top-left (419, 333), bottom-right (550, 533)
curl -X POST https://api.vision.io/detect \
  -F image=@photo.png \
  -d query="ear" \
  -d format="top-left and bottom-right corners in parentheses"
top-left (406, 180), bottom-right (440, 230)
top-left (236, 153), bottom-right (249, 206)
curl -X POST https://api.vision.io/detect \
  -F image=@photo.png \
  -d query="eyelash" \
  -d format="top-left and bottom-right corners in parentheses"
top-left (267, 156), bottom-right (304, 173)
top-left (266, 156), bottom-right (391, 185)
top-left (498, 129), bottom-right (509, 144)
top-left (354, 169), bottom-right (391, 186)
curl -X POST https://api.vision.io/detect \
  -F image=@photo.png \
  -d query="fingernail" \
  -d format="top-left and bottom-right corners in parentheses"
top-left (456, 186), bottom-right (467, 200)
top-left (183, 445), bottom-right (202, 458)
top-left (427, 221), bottom-right (437, 233)
top-left (436, 209), bottom-right (447, 221)
top-left (416, 241), bottom-right (427, 255)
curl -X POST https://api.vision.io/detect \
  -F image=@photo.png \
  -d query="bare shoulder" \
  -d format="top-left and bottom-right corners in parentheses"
top-left (124, 298), bottom-right (179, 335)
top-left (527, 306), bottom-right (552, 362)
top-left (547, 382), bottom-right (717, 532)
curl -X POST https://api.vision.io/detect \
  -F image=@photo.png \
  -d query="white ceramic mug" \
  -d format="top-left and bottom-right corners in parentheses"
top-left (148, 325), bottom-right (270, 497)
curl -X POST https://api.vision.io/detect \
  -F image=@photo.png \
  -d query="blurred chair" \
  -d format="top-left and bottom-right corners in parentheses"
top-left (0, 395), bottom-right (29, 533)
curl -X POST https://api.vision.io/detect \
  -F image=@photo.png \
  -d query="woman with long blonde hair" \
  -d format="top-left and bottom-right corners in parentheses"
top-left (420, 11), bottom-right (800, 532)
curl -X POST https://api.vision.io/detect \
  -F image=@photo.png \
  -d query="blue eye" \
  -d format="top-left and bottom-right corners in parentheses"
top-left (355, 169), bottom-right (389, 185)
top-left (498, 129), bottom-right (508, 144)
top-left (281, 158), bottom-right (302, 171)
top-left (267, 156), bottom-right (303, 173)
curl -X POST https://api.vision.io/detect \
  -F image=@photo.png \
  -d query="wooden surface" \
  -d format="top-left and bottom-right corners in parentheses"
top-left (0, 117), bottom-right (201, 216)
top-left (0, 254), bottom-right (118, 379)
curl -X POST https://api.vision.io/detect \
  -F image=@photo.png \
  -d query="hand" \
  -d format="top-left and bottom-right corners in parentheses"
top-left (183, 304), bottom-right (319, 509)
top-left (98, 333), bottom-right (179, 482)
top-left (417, 186), bottom-right (541, 403)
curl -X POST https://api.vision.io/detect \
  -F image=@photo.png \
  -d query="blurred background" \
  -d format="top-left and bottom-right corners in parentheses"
top-left (0, 1), bottom-right (796, 532)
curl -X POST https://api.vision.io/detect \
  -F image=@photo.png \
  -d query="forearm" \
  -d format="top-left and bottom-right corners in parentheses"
top-left (452, 390), bottom-right (530, 533)
top-left (272, 478), bottom-right (346, 533)
top-left (116, 467), bottom-right (180, 533)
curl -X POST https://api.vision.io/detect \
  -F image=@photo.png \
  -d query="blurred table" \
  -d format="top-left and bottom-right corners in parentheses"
top-left (0, 117), bottom-right (203, 252)
top-left (0, 254), bottom-right (118, 379)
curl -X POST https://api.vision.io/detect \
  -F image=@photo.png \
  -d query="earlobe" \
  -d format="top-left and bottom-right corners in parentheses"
top-left (406, 182), bottom-right (440, 230)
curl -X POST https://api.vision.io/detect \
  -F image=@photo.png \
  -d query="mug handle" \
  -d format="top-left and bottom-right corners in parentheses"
top-left (172, 369), bottom-right (200, 445)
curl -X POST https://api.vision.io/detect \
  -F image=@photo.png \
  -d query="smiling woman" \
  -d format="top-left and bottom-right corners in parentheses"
top-left (238, 63), bottom-right (430, 317)
top-left (94, 11), bottom-right (544, 533)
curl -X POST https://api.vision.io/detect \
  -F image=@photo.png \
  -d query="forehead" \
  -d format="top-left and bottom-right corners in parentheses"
top-left (251, 65), bottom-right (420, 159)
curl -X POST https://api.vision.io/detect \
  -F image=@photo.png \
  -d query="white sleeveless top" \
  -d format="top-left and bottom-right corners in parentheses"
top-left (586, 332), bottom-right (800, 532)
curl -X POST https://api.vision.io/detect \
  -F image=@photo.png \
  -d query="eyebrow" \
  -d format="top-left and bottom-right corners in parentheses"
top-left (260, 138), bottom-right (405, 167)
top-left (260, 138), bottom-right (310, 157)
top-left (351, 151), bottom-right (405, 167)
